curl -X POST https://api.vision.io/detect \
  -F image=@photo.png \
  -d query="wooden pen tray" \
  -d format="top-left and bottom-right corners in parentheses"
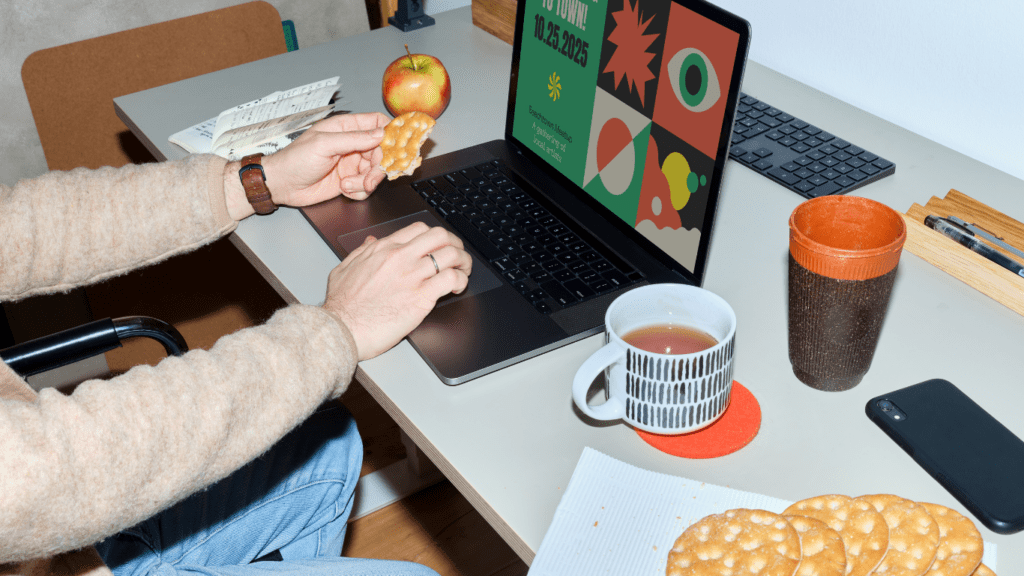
top-left (903, 189), bottom-right (1024, 316)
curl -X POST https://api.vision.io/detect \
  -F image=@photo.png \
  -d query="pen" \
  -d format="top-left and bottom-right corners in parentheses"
top-left (925, 215), bottom-right (1024, 278)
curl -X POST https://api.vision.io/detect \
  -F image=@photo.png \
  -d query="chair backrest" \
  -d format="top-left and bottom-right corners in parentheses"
top-left (22, 0), bottom-right (288, 171)
top-left (18, 1), bottom-right (290, 374)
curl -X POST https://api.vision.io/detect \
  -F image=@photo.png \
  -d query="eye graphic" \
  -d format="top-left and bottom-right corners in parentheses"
top-left (666, 48), bottom-right (721, 112)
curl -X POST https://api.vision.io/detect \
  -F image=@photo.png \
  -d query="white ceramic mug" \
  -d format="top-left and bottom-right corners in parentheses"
top-left (572, 284), bottom-right (737, 435)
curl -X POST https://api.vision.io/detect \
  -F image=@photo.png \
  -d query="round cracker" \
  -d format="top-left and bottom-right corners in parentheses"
top-left (855, 495), bottom-right (939, 576)
top-left (667, 508), bottom-right (801, 576)
top-left (969, 563), bottom-right (995, 576)
top-left (784, 494), bottom-right (888, 576)
top-left (919, 502), bottom-right (984, 576)
top-left (784, 514), bottom-right (846, 576)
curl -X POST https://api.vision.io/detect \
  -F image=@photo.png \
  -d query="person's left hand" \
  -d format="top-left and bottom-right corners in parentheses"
top-left (224, 112), bottom-right (391, 219)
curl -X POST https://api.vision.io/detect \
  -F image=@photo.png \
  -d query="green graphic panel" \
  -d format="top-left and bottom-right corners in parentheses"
top-left (512, 0), bottom-right (608, 185)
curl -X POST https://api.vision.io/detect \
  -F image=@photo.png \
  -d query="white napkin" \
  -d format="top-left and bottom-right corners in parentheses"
top-left (527, 447), bottom-right (996, 575)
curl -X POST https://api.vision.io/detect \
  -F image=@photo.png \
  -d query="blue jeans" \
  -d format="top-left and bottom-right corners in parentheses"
top-left (96, 404), bottom-right (438, 576)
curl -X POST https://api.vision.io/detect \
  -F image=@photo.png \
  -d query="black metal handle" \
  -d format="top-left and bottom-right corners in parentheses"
top-left (0, 316), bottom-right (187, 378)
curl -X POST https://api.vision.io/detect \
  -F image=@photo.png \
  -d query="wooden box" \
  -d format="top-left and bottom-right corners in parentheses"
top-left (472, 0), bottom-right (517, 44)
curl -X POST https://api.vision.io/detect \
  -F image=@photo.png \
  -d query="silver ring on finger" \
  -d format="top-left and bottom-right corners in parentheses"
top-left (428, 253), bottom-right (440, 275)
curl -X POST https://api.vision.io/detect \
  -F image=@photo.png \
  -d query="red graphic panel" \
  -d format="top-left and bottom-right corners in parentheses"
top-left (652, 3), bottom-right (739, 159)
top-left (637, 134), bottom-right (681, 228)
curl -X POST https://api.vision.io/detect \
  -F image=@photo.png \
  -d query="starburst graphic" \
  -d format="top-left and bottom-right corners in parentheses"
top-left (548, 72), bottom-right (562, 101)
top-left (603, 0), bottom-right (659, 106)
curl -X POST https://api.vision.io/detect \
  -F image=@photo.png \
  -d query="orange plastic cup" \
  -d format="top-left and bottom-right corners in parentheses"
top-left (788, 196), bottom-right (906, 391)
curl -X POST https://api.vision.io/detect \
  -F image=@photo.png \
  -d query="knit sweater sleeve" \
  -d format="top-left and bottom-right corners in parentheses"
top-left (0, 303), bottom-right (358, 563)
top-left (0, 155), bottom-right (234, 301)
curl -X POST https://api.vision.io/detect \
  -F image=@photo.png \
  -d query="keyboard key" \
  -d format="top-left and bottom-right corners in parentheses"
top-left (563, 279), bottom-right (596, 301)
top-left (791, 143), bottom-right (811, 153)
top-left (591, 260), bottom-right (613, 272)
top-left (602, 270), bottom-right (629, 288)
top-left (793, 156), bottom-right (813, 166)
top-left (753, 147), bottom-right (773, 158)
top-left (821, 170), bottom-right (840, 180)
top-left (835, 175), bottom-right (855, 187)
top-left (808, 175), bottom-right (828, 186)
top-left (845, 145), bottom-right (864, 156)
top-left (859, 152), bottom-right (878, 162)
top-left (873, 158), bottom-right (893, 170)
top-left (740, 152), bottom-right (760, 164)
top-left (846, 170), bottom-right (867, 182)
top-left (860, 164), bottom-right (880, 176)
top-left (768, 167), bottom-right (802, 186)
top-left (831, 139), bottom-right (850, 149)
top-left (753, 159), bottom-right (773, 171)
top-left (781, 162), bottom-right (800, 172)
top-left (816, 131), bottom-right (834, 142)
top-left (795, 181), bottom-right (816, 194)
top-left (802, 125), bottom-right (821, 136)
top-left (833, 164), bottom-right (852, 174)
top-left (807, 150), bottom-right (827, 160)
top-left (554, 269), bottom-right (575, 282)
top-left (808, 163), bottom-right (827, 173)
top-left (778, 137), bottom-right (797, 147)
top-left (795, 168), bottom-right (814, 179)
top-left (808, 181), bottom-right (842, 196)
top-left (541, 281), bottom-right (577, 306)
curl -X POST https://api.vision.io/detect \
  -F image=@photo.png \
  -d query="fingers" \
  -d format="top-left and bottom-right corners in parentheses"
top-left (427, 244), bottom-right (473, 275)
top-left (310, 112), bottom-right (390, 134)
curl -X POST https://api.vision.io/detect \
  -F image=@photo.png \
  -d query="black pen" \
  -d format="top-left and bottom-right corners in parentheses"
top-left (925, 215), bottom-right (1024, 278)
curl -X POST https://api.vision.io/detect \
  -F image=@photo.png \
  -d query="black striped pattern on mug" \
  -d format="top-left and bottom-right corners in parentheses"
top-left (623, 335), bottom-right (735, 431)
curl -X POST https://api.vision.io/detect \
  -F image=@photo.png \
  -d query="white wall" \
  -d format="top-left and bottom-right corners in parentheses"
top-left (432, 0), bottom-right (1024, 183)
top-left (711, 0), bottom-right (1024, 182)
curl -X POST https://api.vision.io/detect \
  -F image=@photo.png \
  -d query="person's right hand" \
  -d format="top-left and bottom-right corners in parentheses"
top-left (322, 222), bottom-right (473, 361)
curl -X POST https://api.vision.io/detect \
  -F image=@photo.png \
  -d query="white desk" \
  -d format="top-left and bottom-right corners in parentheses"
top-left (116, 7), bottom-right (1024, 569)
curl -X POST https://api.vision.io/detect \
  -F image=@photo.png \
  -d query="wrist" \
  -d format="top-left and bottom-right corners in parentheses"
top-left (224, 160), bottom-right (256, 220)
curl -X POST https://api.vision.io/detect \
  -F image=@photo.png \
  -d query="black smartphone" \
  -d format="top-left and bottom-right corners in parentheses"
top-left (866, 378), bottom-right (1024, 534)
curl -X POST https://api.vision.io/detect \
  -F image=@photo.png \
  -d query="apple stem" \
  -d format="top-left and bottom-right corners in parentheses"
top-left (404, 44), bottom-right (417, 71)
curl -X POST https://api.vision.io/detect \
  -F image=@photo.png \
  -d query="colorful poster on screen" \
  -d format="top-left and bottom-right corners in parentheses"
top-left (512, 0), bottom-right (739, 273)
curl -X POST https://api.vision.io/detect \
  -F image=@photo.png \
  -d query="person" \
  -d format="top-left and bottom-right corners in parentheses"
top-left (0, 112), bottom-right (471, 576)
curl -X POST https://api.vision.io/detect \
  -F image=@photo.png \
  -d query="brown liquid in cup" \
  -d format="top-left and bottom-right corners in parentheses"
top-left (622, 324), bottom-right (717, 355)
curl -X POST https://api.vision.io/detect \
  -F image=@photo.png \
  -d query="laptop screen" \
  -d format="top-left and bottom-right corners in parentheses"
top-left (507, 0), bottom-right (749, 283)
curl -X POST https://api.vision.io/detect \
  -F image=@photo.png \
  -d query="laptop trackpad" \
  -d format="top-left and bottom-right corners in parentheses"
top-left (336, 211), bottom-right (502, 307)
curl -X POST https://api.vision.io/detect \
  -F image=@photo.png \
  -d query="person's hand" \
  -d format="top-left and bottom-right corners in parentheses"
top-left (224, 112), bottom-right (390, 219)
top-left (322, 222), bottom-right (473, 361)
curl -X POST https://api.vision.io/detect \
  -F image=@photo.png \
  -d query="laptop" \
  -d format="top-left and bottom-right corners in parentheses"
top-left (302, 0), bottom-right (750, 385)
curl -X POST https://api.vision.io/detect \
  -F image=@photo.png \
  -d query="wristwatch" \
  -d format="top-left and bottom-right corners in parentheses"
top-left (238, 154), bottom-right (277, 215)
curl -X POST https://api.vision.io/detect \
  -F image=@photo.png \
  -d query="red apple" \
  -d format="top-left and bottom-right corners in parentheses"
top-left (382, 46), bottom-right (451, 120)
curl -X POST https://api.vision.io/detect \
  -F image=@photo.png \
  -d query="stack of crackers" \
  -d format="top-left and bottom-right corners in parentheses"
top-left (666, 494), bottom-right (992, 576)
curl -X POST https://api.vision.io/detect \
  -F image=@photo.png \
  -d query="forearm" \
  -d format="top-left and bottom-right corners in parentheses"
top-left (0, 304), bottom-right (357, 563)
top-left (0, 155), bottom-right (236, 301)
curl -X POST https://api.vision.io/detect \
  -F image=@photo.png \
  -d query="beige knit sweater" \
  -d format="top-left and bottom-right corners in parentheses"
top-left (0, 156), bottom-right (358, 575)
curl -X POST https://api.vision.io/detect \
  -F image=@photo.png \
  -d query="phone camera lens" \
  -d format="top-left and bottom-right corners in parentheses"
top-left (878, 400), bottom-right (894, 412)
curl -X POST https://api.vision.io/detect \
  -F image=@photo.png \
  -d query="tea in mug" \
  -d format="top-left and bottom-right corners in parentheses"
top-left (622, 324), bottom-right (718, 355)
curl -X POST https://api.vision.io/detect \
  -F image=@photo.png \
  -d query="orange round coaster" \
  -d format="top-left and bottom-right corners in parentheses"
top-left (636, 381), bottom-right (761, 459)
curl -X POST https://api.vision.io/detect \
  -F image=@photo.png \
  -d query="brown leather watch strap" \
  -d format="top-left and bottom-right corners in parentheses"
top-left (238, 153), bottom-right (277, 215)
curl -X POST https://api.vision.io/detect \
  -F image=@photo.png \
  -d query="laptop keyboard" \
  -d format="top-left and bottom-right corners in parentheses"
top-left (729, 93), bottom-right (895, 198)
top-left (413, 160), bottom-right (643, 314)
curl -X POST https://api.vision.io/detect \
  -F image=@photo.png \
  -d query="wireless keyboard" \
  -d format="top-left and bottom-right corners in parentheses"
top-left (729, 93), bottom-right (895, 198)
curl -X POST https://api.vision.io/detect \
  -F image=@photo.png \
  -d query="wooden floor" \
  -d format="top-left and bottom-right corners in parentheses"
top-left (339, 382), bottom-right (529, 576)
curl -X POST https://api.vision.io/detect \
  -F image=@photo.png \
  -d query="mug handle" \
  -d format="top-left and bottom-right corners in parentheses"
top-left (572, 342), bottom-right (626, 421)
